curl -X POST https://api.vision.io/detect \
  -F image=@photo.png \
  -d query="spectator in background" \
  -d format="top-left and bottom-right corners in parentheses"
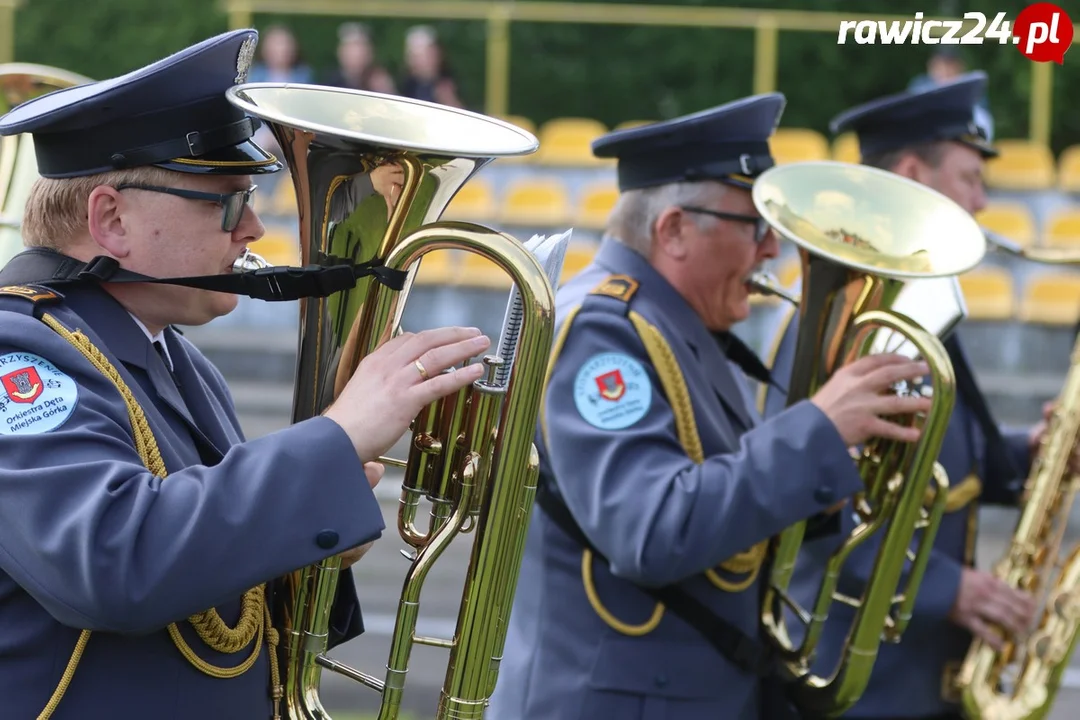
top-left (247, 25), bottom-right (314, 160)
top-left (908, 48), bottom-right (993, 140)
top-left (323, 22), bottom-right (396, 95)
top-left (247, 24), bottom-right (314, 84)
top-left (399, 25), bottom-right (464, 108)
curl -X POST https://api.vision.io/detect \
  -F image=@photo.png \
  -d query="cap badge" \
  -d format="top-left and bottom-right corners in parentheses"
top-left (235, 36), bottom-right (257, 84)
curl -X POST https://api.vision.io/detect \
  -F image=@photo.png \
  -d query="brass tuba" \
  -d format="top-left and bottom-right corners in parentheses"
top-left (953, 234), bottom-right (1080, 720)
top-left (749, 160), bottom-right (987, 717)
top-left (225, 83), bottom-right (556, 719)
top-left (0, 63), bottom-right (91, 259)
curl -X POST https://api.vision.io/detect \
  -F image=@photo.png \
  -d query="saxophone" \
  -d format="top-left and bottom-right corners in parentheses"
top-left (954, 333), bottom-right (1080, 720)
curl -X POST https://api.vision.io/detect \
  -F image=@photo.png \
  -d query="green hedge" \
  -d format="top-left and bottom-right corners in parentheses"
top-left (12, 0), bottom-right (1080, 152)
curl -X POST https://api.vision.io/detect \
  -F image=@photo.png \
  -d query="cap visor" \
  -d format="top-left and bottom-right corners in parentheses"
top-left (156, 139), bottom-right (282, 175)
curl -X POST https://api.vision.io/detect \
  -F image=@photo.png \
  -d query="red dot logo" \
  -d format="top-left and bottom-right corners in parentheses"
top-left (1013, 3), bottom-right (1074, 64)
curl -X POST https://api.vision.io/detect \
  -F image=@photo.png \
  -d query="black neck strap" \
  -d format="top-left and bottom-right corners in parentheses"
top-left (2, 249), bottom-right (408, 302)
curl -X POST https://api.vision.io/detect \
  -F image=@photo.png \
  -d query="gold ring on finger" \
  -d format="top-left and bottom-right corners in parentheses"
top-left (414, 359), bottom-right (430, 381)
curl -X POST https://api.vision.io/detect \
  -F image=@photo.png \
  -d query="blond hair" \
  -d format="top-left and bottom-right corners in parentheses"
top-left (22, 166), bottom-right (179, 249)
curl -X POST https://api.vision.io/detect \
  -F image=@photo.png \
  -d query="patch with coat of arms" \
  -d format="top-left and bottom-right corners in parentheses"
top-left (0, 352), bottom-right (78, 435)
top-left (573, 352), bottom-right (652, 430)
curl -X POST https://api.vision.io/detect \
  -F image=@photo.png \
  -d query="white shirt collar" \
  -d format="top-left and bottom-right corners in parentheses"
top-left (128, 313), bottom-right (173, 371)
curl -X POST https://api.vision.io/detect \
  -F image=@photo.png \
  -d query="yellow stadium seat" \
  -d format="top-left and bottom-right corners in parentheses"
top-left (1057, 145), bottom-right (1080, 193)
top-left (614, 120), bottom-right (654, 131)
top-left (777, 256), bottom-right (801, 288)
top-left (770, 128), bottom-right (830, 165)
top-left (500, 178), bottom-right (572, 227)
top-left (250, 228), bottom-right (299, 266)
top-left (534, 117), bottom-right (609, 167)
top-left (265, 179), bottom-right (297, 217)
top-left (958, 267), bottom-right (1015, 320)
top-left (984, 139), bottom-right (1055, 191)
top-left (559, 244), bottom-right (597, 284)
top-left (1044, 209), bottom-right (1080, 248)
top-left (411, 251), bottom-right (457, 286)
top-left (445, 179), bottom-right (496, 222)
top-left (574, 182), bottom-right (619, 230)
top-left (458, 252), bottom-right (512, 290)
top-left (832, 133), bottom-right (860, 164)
top-left (1019, 273), bottom-right (1080, 325)
top-left (499, 114), bottom-right (536, 136)
top-left (975, 202), bottom-right (1036, 248)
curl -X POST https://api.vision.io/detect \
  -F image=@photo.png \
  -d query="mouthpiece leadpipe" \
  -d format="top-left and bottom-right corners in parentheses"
top-left (749, 270), bottom-right (800, 305)
top-left (232, 248), bottom-right (270, 272)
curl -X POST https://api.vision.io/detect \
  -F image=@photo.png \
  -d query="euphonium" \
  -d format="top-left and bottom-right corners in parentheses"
top-left (0, 64), bottom-right (91, 258)
top-left (750, 160), bottom-right (987, 717)
top-left (953, 234), bottom-right (1080, 720)
top-left (225, 83), bottom-right (556, 720)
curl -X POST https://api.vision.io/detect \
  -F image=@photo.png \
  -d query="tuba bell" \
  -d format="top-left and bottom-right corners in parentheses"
top-left (952, 232), bottom-right (1080, 720)
top-left (225, 83), bottom-right (557, 720)
top-left (0, 63), bottom-right (91, 259)
top-left (749, 160), bottom-right (987, 717)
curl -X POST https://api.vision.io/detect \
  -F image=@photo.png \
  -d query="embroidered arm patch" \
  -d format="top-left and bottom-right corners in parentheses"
top-left (0, 352), bottom-right (78, 435)
top-left (573, 352), bottom-right (652, 430)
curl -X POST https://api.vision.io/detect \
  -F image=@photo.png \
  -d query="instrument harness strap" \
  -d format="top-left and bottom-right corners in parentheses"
top-left (35, 313), bottom-right (283, 720)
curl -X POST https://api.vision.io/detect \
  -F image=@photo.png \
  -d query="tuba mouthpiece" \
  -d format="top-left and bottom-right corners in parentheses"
top-left (232, 248), bottom-right (270, 273)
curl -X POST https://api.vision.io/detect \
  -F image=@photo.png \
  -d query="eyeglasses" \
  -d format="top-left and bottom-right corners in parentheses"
top-left (680, 205), bottom-right (770, 244)
top-left (115, 183), bottom-right (258, 232)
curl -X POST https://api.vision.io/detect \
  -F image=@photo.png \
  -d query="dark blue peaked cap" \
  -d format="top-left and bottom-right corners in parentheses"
top-left (830, 71), bottom-right (996, 161)
top-left (592, 93), bottom-right (786, 192)
top-left (0, 29), bottom-right (282, 178)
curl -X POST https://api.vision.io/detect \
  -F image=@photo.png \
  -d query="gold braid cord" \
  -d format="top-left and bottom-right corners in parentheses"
top-left (540, 306), bottom-right (767, 638)
top-left (36, 314), bottom-right (282, 720)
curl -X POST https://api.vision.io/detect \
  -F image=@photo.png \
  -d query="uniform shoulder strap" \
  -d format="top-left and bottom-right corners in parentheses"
top-left (579, 273), bottom-right (640, 317)
top-left (0, 283), bottom-right (64, 317)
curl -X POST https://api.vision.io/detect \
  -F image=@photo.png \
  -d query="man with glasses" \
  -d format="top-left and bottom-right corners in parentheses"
top-left (759, 72), bottom-right (1040, 720)
top-left (0, 30), bottom-right (490, 719)
top-left (487, 94), bottom-right (936, 720)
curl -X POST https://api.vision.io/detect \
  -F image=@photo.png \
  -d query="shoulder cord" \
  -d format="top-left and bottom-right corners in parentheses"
top-left (36, 314), bottom-right (282, 720)
top-left (542, 307), bottom-right (768, 638)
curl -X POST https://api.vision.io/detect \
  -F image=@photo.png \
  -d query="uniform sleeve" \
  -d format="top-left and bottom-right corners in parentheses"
top-left (543, 308), bottom-right (864, 588)
top-left (0, 312), bottom-right (385, 635)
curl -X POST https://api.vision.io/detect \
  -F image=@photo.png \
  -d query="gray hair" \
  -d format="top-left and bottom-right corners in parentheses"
top-left (606, 180), bottom-right (726, 256)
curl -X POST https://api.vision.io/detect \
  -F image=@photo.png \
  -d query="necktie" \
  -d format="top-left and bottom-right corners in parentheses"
top-left (154, 340), bottom-right (181, 389)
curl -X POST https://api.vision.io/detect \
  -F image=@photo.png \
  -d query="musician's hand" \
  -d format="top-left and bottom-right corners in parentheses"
top-left (1026, 401), bottom-right (1080, 473)
top-left (324, 327), bottom-right (491, 463)
top-left (810, 354), bottom-right (933, 447)
top-left (948, 567), bottom-right (1037, 650)
top-left (364, 461), bottom-right (385, 490)
top-left (338, 541), bottom-right (376, 569)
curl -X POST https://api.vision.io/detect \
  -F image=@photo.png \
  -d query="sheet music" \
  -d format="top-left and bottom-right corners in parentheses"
top-left (494, 229), bottom-right (573, 386)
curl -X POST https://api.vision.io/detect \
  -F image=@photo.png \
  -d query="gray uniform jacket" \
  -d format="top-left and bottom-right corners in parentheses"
top-left (487, 238), bottom-right (865, 720)
top-left (0, 259), bottom-right (384, 719)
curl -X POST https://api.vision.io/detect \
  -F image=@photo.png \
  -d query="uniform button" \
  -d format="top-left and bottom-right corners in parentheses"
top-left (654, 674), bottom-right (668, 688)
top-left (814, 486), bottom-right (835, 504)
top-left (315, 530), bottom-right (339, 549)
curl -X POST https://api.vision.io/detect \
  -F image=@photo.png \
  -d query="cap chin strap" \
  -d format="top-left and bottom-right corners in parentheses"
top-left (58, 252), bottom-right (408, 301)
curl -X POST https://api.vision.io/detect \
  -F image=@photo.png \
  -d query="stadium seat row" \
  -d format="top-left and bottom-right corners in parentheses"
top-left (256, 168), bottom-right (1080, 241)
top-left (760, 256), bottom-right (1080, 325)
top-left (488, 117), bottom-right (1080, 193)
top-left (247, 229), bottom-right (1080, 326)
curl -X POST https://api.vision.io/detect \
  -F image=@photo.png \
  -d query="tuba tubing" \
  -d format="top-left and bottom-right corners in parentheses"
top-left (750, 160), bottom-right (986, 717)
top-left (225, 83), bottom-right (555, 720)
